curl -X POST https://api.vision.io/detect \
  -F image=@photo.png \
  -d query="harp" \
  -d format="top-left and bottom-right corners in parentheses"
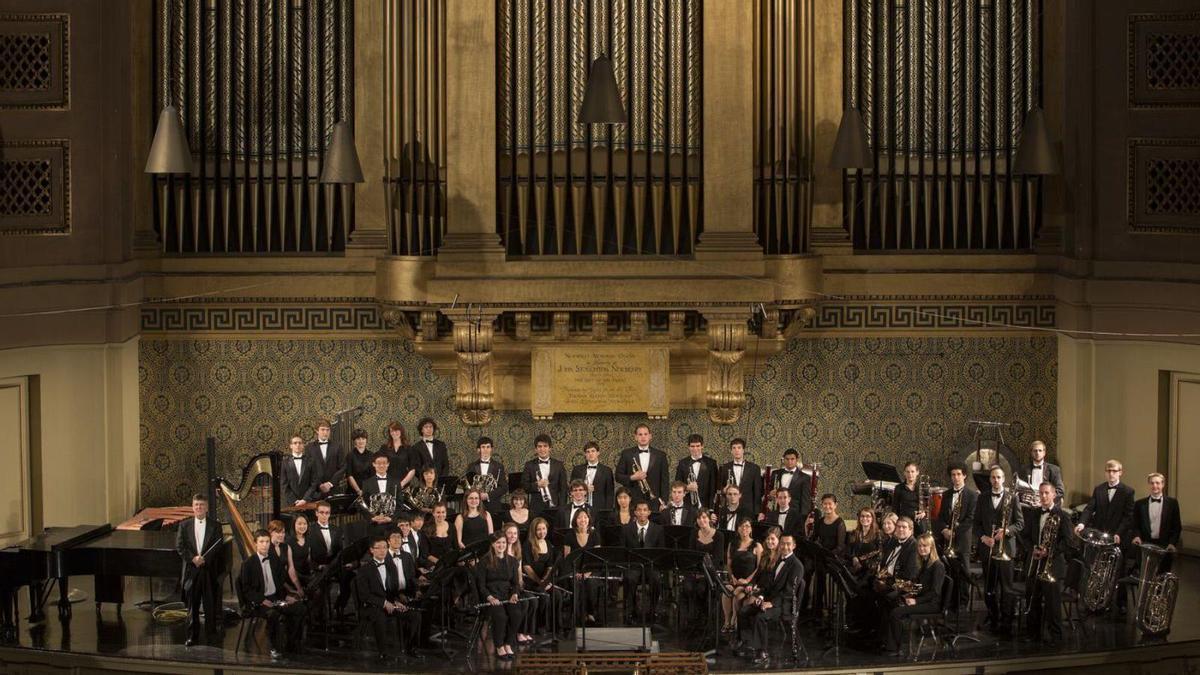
top-left (206, 437), bottom-right (281, 558)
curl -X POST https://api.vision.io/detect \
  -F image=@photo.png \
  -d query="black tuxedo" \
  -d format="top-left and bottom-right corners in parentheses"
top-left (464, 458), bottom-right (508, 513)
top-left (522, 456), bottom-right (568, 515)
top-left (740, 554), bottom-right (804, 651)
top-left (237, 552), bottom-right (305, 652)
top-left (356, 555), bottom-right (421, 655)
top-left (308, 522), bottom-right (343, 566)
top-left (1081, 482), bottom-right (1136, 540)
top-left (615, 446), bottom-right (670, 507)
top-left (358, 475), bottom-right (403, 522)
top-left (1134, 495), bottom-right (1182, 549)
top-left (769, 467), bottom-right (812, 517)
top-left (718, 461), bottom-right (764, 517)
top-left (1022, 505), bottom-right (1073, 641)
top-left (280, 453), bottom-right (320, 504)
top-left (571, 462), bottom-right (616, 511)
top-left (765, 508), bottom-right (803, 538)
top-left (880, 536), bottom-right (918, 581)
top-left (884, 559), bottom-right (945, 651)
top-left (410, 438), bottom-right (451, 478)
top-left (401, 530), bottom-right (431, 569)
top-left (622, 520), bottom-right (665, 619)
top-left (304, 439), bottom-right (346, 495)
top-left (974, 489), bottom-right (1024, 627)
top-left (974, 490), bottom-right (1025, 559)
top-left (176, 517), bottom-right (224, 640)
top-left (933, 487), bottom-right (978, 559)
top-left (558, 502), bottom-right (593, 531)
top-left (717, 501), bottom-right (756, 532)
top-left (657, 501), bottom-right (698, 528)
top-left (621, 521), bottom-right (665, 549)
top-left (674, 455), bottom-right (720, 509)
top-left (1021, 461), bottom-right (1065, 502)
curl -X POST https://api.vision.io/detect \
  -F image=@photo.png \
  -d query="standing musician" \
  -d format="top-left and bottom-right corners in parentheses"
top-left (1075, 459), bottom-right (1136, 547)
top-left (718, 438), bottom-right (763, 518)
top-left (1023, 481), bottom-right (1073, 646)
top-left (760, 487), bottom-right (802, 537)
top-left (358, 454), bottom-right (403, 526)
top-left (622, 501), bottom-right (665, 623)
top-left (1132, 472), bottom-right (1182, 572)
top-left (558, 480), bottom-right (593, 530)
top-left (305, 419), bottom-right (346, 499)
top-left (281, 435), bottom-right (320, 507)
top-left (1022, 440), bottom-right (1065, 504)
top-left (237, 529), bottom-right (306, 660)
top-left (737, 534), bottom-right (803, 667)
top-left (891, 462), bottom-right (926, 535)
top-left (521, 434), bottom-right (568, 519)
top-left (410, 417), bottom-right (450, 479)
top-left (881, 533), bottom-right (945, 655)
top-left (570, 441), bottom-right (615, 511)
top-left (177, 494), bottom-right (223, 646)
top-left (767, 448), bottom-right (812, 518)
top-left (718, 484), bottom-right (755, 533)
top-left (463, 436), bottom-right (507, 516)
top-left (356, 536), bottom-right (413, 662)
top-left (975, 465), bottom-right (1024, 635)
top-left (674, 434), bottom-right (719, 509)
top-left (935, 463), bottom-right (977, 607)
top-left (660, 482), bottom-right (697, 528)
top-left (384, 530), bottom-right (425, 658)
top-left (473, 532), bottom-right (524, 660)
top-left (616, 424), bottom-right (670, 511)
top-left (378, 421), bottom-right (414, 487)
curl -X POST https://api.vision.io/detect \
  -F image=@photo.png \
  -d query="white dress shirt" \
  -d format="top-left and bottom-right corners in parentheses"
top-left (317, 440), bottom-right (329, 462)
top-left (261, 556), bottom-right (277, 597)
top-left (194, 519), bottom-right (207, 555)
top-left (1030, 464), bottom-right (1044, 490)
top-left (1149, 496), bottom-right (1163, 539)
top-left (318, 524), bottom-right (332, 549)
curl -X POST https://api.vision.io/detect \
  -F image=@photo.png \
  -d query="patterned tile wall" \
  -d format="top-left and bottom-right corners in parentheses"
top-left (139, 336), bottom-right (1057, 513)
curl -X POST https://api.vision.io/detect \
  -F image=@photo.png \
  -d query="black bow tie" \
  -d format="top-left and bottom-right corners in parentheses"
top-left (319, 441), bottom-right (328, 445)
top-left (778, 510), bottom-right (789, 515)
top-left (292, 455), bottom-right (304, 460)
top-left (783, 469), bottom-right (794, 474)
top-left (539, 459), bottom-right (550, 464)
top-left (950, 488), bottom-right (961, 495)
top-left (479, 461), bottom-right (489, 465)
top-left (1151, 497), bottom-right (1162, 503)
top-left (1032, 464), bottom-right (1043, 469)
top-left (375, 561), bottom-right (387, 568)
top-left (992, 492), bottom-right (1003, 497)
top-left (260, 557), bottom-right (269, 564)
top-left (319, 525), bottom-right (329, 530)
top-left (1041, 508), bottom-right (1052, 514)
top-left (587, 464), bottom-right (598, 468)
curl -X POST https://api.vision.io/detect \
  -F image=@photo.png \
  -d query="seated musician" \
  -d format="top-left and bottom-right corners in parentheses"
top-left (176, 493), bottom-right (223, 646)
top-left (456, 489), bottom-right (495, 549)
top-left (659, 481), bottom-right (697, 528)
top-left (975, 465), bottom-right (1024, 634)
top-left (609, 486), bottom-right (634, 526)
top-left (846, 506), bottom-right (883, 579)
top-left (396, 514), bottom-right (430, 572)
top-left (736, 534), bottom-right (803, 667)
top-left (881, 533), bottom-right (945, 655)
top-left (675, 434), bottom-right (719, 509)
top-left (405, 465), bottom-right (442, 516)
top-left (308, 500), bottom-right (351, 617)
top-left (281, 435), bottom-right (320, 508)
top-left (935, 464), bottom-right (977, 607)
top-left (384, 529), bottom-right (424, 658)
top-left (423, 502), bottom-right (455, 567)
top-left (876, 517), bottom-right (918, 590)
top-left (474, 532), bottom-right (524, 660)
top-left (358, 454), bottom-right (402, 526)
top-left (762, 488), bottom-right (802, 537)
top-left (237, 529), bottom-right (307, 660)
top-left (681, 509), bottom-right (724, 623)
top-left (1132, 472), bottom-right (1183, 572)
top-left (286, 514), bottom-right (314, 587)
top-left (500, 523), bottom-right (533, 645)
top-left (503, 489), bottom-right (533, 532)
top-left (718, 484), bottom-right (754, 533)
top-left (571, 441), bottom-right (615, 511)
top-left (522, 517), bottom-right (561, 637)
top-left (1024, 481), bottom-right (1073, 646)
top-left (464, 436), bottom-right (507, 517)
top-left (564, 509), bottom-right (601, 625)
top-left (724, 519), bottom-right (763, 633)
top-left (622, 501), bottom-right (665, 623)
top-left (879, 511), bottom-right (898, 543)
top-left (355, 535), bottom-right (413, 662)
top-left (267, 520), bottom-right (305, 601)
top-left (892, 462), bottom-right (926, 535)
top-left (522, 434), bottom-right (568, 521)
top-left (558, 480), bottom-right (592, 531)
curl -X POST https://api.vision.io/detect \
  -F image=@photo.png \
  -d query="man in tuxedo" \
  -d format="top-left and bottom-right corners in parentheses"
top-left (522, 434), bottom-right (568, 519)
top-left (385, 530), bottom-right (424, 657)
top-left (559, 480), bottom-right (593, 530)
top-left (176, 494), bottom-right (224, 646)
top-left (674, 434), bottom-right (719, 509)
top-left (1022, 440), bottom-right (1065, 503)
top-left (935, 464), bottom-right (978, 606)
top-left (1023, 482), bottom-right (1074, 646)
top-left (1132, 472), bottom-right (1183, 572)
top-left (397, 515), bottom-right (431, 571)
top-left (718, 485), bottom-right (755, 532)
top-left (621, 501), bottom-right (665, 622)
top-left (719, 438), bottom-right (763, 519)
top-left (738, 534), bottom-right (803, 667)
top-left (1075, 459), bottom-right (1136, 544)
top-left (305, 419), bottom-right (346, 499)
top-left (359, 454), bottom-right (403, 525)
top-left (762, 487), bottom-right (802, 537)
top-left (975, 466), bottom-right (1024, 634)
top-left (237, 530), bottom-right (306, 659)
top-left (615, 424), bottom-right (669, 510)
top-left (879, 517), bottom-right (919, 583)
top-left (463, 436), bottom-right (507, 516)
top-left (356, 536), bottom-right (405, 661)
top-left (410, 417), bottom-right (450, 479)
top-left (308, 500), bottom-right (351, 616)
top-left (281, 435), bottom-right (320, 506)
top-left (571, 441), bottom-right (615, 511)
top-left (658, 482), bottom-right (697, 528)
top-left (768, 448), bottom-right (812, 518)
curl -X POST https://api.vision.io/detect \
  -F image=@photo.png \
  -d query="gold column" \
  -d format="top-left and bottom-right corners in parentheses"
top-left (348, 0), bottom-right (389, 252)
top-left (809, 0), bottom-right (851, 252)
top-left (439, 0), bottom-right (504, 261)
top-left (704, 312), bottom-right (750, 425)
top-left (695, 0), bottom-right (761, 258)
top-left (449, 310), bottom-right (497, 426)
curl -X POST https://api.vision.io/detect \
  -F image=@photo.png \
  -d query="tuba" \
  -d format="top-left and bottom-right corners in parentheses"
top-left (1134, 543), bottom-right (1178, 635)
top-left (1079, 527), bottom-right (1122, 612)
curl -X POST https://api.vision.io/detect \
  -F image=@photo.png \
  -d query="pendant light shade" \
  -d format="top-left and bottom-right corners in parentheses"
top-left (1012, 108), bottom-right (1059, 175)
top-left (319, 121), bottom-right (364, 184)
top-left (578, 55), bottom-right (626, 124)
top-left (145, 105), bottom-right (192, 174)
top-left (829, 107), bottom-right (872, 170)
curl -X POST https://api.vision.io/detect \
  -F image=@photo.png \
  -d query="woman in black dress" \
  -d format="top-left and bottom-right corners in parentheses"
top-left (504, 490), bottom-right (532, 533)
top-left (378, 421), bottom-right (414, 487)
top-left (456, 489), bottom-right (494, 549)
top-left (882, 533), bottom-right (945, 654)
top-left (723, 518), bottom-right (762, 632)
top-left (424, 502), bottom-right (456, 564)
top-left (345, 430), bottom-right (376, 497)
top-left (846, 506), bottom-right (883, 578)
top-left (267, 519), bottom-right (304, 600)
top-left (806, 493), bottom-right (847, 612)
top-left (891, 462), bottom-right (926, 534)
top-left (474, 532), bottom-right (524, 659)
top-left (564, 509), bottom-right (601, 624)
top-left (521, 517), bottom-right (560, 638)
top-left (287, 514), bottom-right (315, 586)
top-left (682, 509), bottom-right (725, 621)
top-left (609, 487), bottom-right (634, 526)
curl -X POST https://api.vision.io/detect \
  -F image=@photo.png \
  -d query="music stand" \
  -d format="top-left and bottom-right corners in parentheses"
top-left (795, 540), bottom-right (851, 658)
top-left (971, 472), bottom-right (993, 494)
top-left (662, 525), bottom-right (694, 550)
top-left (862, 461), bottom-right (902, 485)
top-left (568, 546), bottom-right (655, 651)
top-left (599, 524), bottom-right (624, 548)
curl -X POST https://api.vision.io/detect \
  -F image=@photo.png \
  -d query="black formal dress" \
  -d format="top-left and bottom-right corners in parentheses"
top-left (473, 556), bottom-right (524, 650)
top-left (892, 482), bottom-right (922, 533)
top-left (974, 489), bottom-right (1024, 630)
top-left (377, 442), bottom-right (412, 485)
top-left (739, 554), bottom-right (803, 653)
top-left (883, 559), bottom-right (946, 651)
top-left (176, 516), bottom-right (224, 641)
top-left (1133, 494), bottom-right (1182, 572)
top-left (615, 446), bottom-right (671, 508)
top-left (1022, 504), bottom-right (1073, 643)
top-left (682, 529), bottom-right (725, 618)
top-left (675, 455), bottom-right (720, 509)
top-left (345, 449), bottom-right (377, 493)
top-left (521, 540), bottom-right (560, 630)
top-left (564, 531), bottom-right (602, 620)
top-left (304, 438), bottom-right (346, 498)
top-left (718, 461), bottom-right (764, 519)
top-left (458, 512), bottom-right (491, 548)
top-left (570, 462), bottom-right (616, 511)
top-left (728, 541), bottom-right (760, 585)
top-left (237, 552), bottom-right (306, 653)
top-left (808, 517), bottom-right (846, 610)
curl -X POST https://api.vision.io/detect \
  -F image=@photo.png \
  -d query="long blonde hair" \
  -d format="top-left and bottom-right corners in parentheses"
top-left (916, 532), bottom-right (940, 568)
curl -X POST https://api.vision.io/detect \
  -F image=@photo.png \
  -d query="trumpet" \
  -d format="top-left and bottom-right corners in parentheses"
top-left (632, 454), bottom-right (656, 503)
top-left (687, 460), bottom-right (701, 508)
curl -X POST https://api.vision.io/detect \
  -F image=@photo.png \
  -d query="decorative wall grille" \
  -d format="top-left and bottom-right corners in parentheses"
top-left (496, 0), bottom-right (702, 256)
top-left (844, 0), bottom-right (1042, 250)
top-left (151, 0), bottom-right (354, 254)
top-left (0, 33), bottom-right (51, 91)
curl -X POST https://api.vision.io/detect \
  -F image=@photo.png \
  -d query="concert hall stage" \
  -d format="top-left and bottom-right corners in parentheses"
top-left (1, 556), bottom-right (1197, 674)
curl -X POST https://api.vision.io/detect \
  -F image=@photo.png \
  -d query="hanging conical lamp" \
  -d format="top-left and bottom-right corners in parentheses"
top-left (829, 107), bottom-right (872, 169)
top-left (319, 121), bottom-right (364, 184)
top-left (1012, 107), bottom-right (1059, 175)
top-left (578, 55), bottom-right (626, 124)
top-left (145, 105), bottom-right (192, 174)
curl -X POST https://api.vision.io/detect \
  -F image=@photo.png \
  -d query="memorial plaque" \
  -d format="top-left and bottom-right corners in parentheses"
top-left (531, 345), bottom-right (669, 418)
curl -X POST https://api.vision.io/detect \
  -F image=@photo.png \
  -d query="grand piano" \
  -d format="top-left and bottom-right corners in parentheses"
top-left (0, 523), bottom-right (229, 638)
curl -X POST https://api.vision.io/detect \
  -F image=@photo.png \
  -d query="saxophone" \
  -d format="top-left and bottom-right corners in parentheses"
top-left (1134, 543), bottom-right (1179, 635)
top-left (943, 489), bottom-right (964, 559)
